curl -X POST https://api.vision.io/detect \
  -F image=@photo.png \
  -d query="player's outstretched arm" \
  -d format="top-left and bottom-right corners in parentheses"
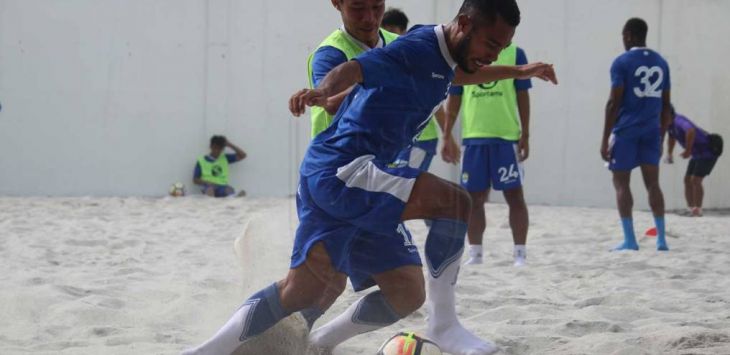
top-left (666, 136), bottom-right (676, 164)
top-left (290, 61), bottom-right (364, 117)
top-left (440, 94), bottom-right (462, 164)
top-left (682, 127), bottom-right (696, 159)
top-left (453, 62), bottom-right (558, 86)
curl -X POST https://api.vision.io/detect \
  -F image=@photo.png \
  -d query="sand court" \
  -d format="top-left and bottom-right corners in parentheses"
top-left (1, 197), bottom-right (729, 354)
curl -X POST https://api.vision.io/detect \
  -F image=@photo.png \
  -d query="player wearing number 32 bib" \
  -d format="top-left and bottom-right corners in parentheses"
top-left (601, 18), bottom-right (672, 252)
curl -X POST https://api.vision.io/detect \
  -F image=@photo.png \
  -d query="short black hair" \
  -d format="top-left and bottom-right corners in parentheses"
top-left (458, 0), bottom-right (520, 27)
top-left (210, 135), bottom-right (226, 148)
top-left (624, 18), bottom-right (648, 41)
top-left (382, 8), bottom-right (409, 32)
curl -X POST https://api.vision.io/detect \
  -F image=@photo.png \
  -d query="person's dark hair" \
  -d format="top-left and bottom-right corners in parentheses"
top-left (458, 0), bottom-right (520, 27)
top-left (382, 8), bottom-right (409, 32)
top-left (624, 17), bottom-right (648, 41)
top-left (210, 135), bottom-right (226, 148)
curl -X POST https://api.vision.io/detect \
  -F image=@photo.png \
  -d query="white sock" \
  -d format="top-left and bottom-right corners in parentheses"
top-left (426, 255), bottom-right (461, 327)
top-left (469, 244), bottom-right (483, 258)
top-left (309, 291), bottom-right (401, 349)
top-left (183, 304), bottom-right (253, 355)
top-left (426, 252), bottom-right (497, 355)
top-left (514, 245), bottom-right (526, 258)
top-left (183, 283), bottom-right (288, 355)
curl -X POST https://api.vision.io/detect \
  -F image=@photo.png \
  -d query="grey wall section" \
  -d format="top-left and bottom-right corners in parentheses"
top-left (0, 0), bottom-right (728, 208)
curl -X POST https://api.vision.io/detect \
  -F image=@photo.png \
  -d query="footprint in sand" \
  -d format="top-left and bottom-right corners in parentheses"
top-left (561, 320), bottom-right (623, 337)
top-left (114, 267), bottom-right (153, 276)
top-left (65, 239), bottom-right (108, 247)
top-left (25, 277), bottom-right (47, 286)
top-left (55, 285), bottom-right (92, 298)
top-left (666, 331), bottom-right (730, 352)
top-left (91, 327), bottom-right (120, 337)
top-left (574, 296), bottom-right (605, 308)
top-left (95, 298), bottom-right (125, 309)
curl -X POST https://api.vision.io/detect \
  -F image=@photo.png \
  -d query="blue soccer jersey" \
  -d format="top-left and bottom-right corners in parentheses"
top-left (610, 48), bottom-right (671, 137)
top-left (300, 25), bottom-right (457, 176)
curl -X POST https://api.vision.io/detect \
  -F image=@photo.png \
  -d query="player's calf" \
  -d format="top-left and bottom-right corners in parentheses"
top-left (183, 244), bottom-right (337, 355)
top-left (309, 266), bottom-right (424, 350)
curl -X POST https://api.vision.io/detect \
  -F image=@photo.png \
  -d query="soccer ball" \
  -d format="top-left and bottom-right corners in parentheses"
top-left (377, 332), bottom-right (442, 355)
top-left (169, 182), bottom-right (185, 197)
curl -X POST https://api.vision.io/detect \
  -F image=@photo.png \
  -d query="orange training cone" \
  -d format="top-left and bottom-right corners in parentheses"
top-left (645, 227), bottom-right (657, 238)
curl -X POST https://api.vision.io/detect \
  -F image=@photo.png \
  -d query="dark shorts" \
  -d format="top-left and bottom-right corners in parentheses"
top-left (686, 157), bottom-right (718, 177)
top-left (201, 184), bottom-right (234, 197)
top-left (291, 155), bottom-right (423, 292)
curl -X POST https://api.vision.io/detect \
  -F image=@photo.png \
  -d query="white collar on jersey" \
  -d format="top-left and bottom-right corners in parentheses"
top-left (435, 25), bottom-right (457, 70)
top-left (630, 47), bottom-right (649, 51)
top-left (340, 26), bottom-right (384, 51)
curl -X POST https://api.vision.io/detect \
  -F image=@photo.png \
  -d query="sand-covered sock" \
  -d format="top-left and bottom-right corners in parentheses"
top-left (182, 283), bottom-right (289, 355)
top-left (308, 291), bottom-right (401, 350)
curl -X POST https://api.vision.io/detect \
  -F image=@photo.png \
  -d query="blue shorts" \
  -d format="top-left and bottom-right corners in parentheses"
top-left (393, 139), bottom-right (438, 172)
top-left (460, 139), bottom-right (523, 192)
top-left (291, 155), bottom-right (423, 291)
top-left (608, 128), bottom-right (661, 171)
top-left (200, 184), bottom-right (234, 197)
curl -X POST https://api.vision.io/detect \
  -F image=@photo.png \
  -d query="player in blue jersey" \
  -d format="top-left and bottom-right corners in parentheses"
top-left (183, 1), bottom-right (557, 354)
top-left (381, 8), bottom-right (461, 173)
top-left (601, 18), bottom-right (672, 252)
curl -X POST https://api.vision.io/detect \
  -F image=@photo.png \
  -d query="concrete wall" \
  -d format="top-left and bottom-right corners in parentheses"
top-left (0, 0), bottom-right (727, 209)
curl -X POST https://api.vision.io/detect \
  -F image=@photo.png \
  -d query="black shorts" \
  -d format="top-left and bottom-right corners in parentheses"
top-left (686, 157), bottom-right (718, 177)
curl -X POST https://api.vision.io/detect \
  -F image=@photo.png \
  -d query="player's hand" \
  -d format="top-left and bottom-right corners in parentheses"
top-left (600, 140), bottom-right (610, 162)
top-left (681, 150), bottom-right (691, 159)
top-left (441, 134), bottom-right (461, 164)
top-left (518, 63), bottom-right (558, 85)
top-left (665, 155), bottom-right (674, 164)
top-left (518, 136), bottom-right (530, 162)
top-left (289, 88), bottom-right (328, 117)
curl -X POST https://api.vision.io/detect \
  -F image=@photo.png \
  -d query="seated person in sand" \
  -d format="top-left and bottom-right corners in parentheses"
top-left (193, 135), bottom-right (247, 197)
top-left (666, 106), bottom-right (723, 217)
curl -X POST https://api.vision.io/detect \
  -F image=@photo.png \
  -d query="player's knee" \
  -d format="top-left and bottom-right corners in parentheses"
top-left (405, 286), bottom-right (426, 314)
top-left (645, 180), bottom-right (661, 192)
top-left (453, 187), bottom-right (472, 220)
top-left (503, 188), bottom-right (526, 208)
top-left (390, 279), bottom-right (425, 315)
top-left (684, 175), bottom-right (692, 185)
top-left (278, 277), bottom-right (320, 311)
top-left (322, 275), bottom-right (346, 302)
top-left (377, 270), bottom-right (425, 316)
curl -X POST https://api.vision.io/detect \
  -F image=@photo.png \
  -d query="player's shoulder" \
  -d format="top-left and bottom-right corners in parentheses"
top-left (614, 49), bottom-right (635, 62)
top-left (383, 25), bottom-right (439, 57)
top-left (610, 51), bottom-right (630, 70)
top-left (633, 48), bottom-right (668, 63)
top-left (312, 45), bottom-right (347, 64)
top-left (650, 49), bottom-right (670, 67)
top-left (407, 24), bottom-right (435, 33)
top-left (402, 24), bottom-right (437, 41)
